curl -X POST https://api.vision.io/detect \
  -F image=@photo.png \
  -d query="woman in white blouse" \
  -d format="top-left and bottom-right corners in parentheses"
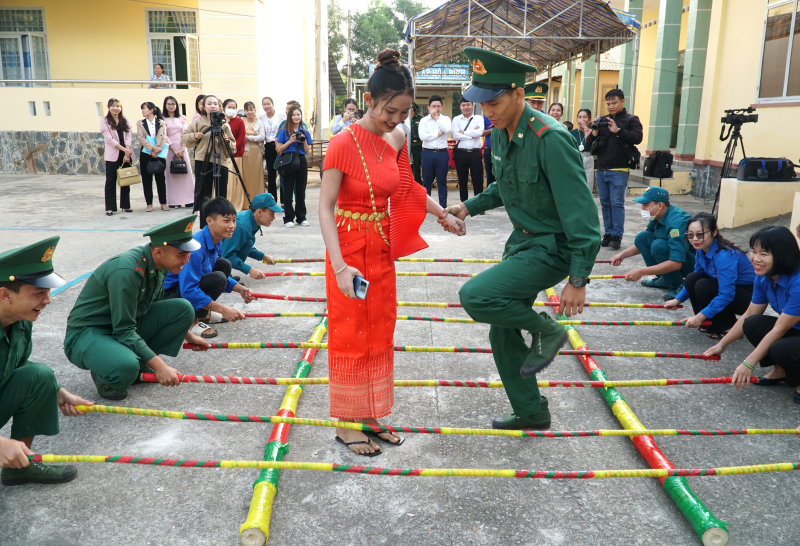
top-left (241, 101), bottom-right (266, 206)
top-left (259, 96), bottom-right (285, 202)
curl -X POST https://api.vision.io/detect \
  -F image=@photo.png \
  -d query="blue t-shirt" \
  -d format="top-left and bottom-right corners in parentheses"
top-left (277, 127), bottom-right (313, 155)
top-left (675, 239), bottom-right (755, 318)
top-left (751, 268), bottom-right (800, 330)
top-left (483, 116), bottom-right (492, 149)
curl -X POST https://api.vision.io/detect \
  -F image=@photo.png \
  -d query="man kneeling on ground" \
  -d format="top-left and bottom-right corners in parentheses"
top-left (220, 192), bottom-right (283, 280)
top-left (610, 186), bottom-right (696, 300)
top-left (163, 197), bottom-right (252, 339)
top-left (1, 237), bottom-right (93, 485)
top-left (65, 216), bottom-right (207, 401)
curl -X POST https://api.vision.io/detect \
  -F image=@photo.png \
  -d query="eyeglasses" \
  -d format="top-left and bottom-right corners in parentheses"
top-left (685, 230), bottom-right (709, 240)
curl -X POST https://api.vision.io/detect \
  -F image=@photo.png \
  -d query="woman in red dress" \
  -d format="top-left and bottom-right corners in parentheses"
top-left (320, 49), bottom-right (466, 456)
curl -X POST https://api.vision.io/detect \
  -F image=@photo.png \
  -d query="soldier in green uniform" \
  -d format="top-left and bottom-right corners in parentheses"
top-left (524, 82), bottom-right (547, 113)
top-left (408, 102), bottom-right (423, 185)
top-left (610, 186), bottom-right (696, 300)
top-left (64, 215), bottom-right (208, 401)
top-left (0, 237), bottom-right (93, 486)
top-left (444, 48), bottom-right (601, 430)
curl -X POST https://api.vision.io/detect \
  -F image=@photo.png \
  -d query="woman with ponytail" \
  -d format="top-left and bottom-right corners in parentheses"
top-left (137, 101), bottom-right (169, 211)
top-left (320, 49), bottom-right (466, 456)
top-left (665, 212), bottom-right (755, 337)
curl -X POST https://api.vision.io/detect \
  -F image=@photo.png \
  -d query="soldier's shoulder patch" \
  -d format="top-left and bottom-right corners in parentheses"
top-left (527, 114), bottom-right (551, 138)
top-left (669, 228), bottom-right (680, 238)
top-left (134, 257), bottom-right (146, 277)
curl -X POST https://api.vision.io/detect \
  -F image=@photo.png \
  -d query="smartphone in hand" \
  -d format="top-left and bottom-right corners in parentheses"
top-left (353, 276), bottom-right (369, 300)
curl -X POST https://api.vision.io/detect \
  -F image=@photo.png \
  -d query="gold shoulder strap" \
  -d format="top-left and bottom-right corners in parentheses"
top-left (345, 126), bottom-right (390, 247)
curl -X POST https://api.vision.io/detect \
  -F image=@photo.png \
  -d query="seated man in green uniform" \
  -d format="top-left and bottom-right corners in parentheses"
top-left (64, 216), bottom-right (208, 401)
top-left (0, 237), bottom-right (93, 486)
top-left (610, 186), bottom-right (696, 301)
top-left (444, 48), bottom-right (601, 431)
top-left (220, 193), bottom-right (283, 281)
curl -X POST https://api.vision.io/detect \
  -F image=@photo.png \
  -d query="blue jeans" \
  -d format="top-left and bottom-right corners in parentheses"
top-left (595, 170), bottom-right (628, 237)
top-left (422, 149), bottom-right (449, 207)
top-left (634, 231), bottom-right (696, 288)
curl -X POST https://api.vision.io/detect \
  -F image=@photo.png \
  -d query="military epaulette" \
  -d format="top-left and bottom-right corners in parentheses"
top-left (134, 257), bottom-right (146, 277)
top-left (527, 113), bottom-right (551, 138)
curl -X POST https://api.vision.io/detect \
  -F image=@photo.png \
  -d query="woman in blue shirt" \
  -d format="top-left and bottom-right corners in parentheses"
top-left (705, 226), bottom-right (800, 403)
top-left (665, 213), bottom-right (755, 337)
top-left (275, 105), bottom-right (312, 227)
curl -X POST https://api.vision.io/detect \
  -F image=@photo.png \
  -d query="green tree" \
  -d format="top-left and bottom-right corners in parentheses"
top-left (328, 0), bottom-right (346, 65)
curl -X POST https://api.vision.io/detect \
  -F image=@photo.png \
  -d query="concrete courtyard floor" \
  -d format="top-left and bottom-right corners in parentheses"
top-left (1, 174), bottom-right (798, 546)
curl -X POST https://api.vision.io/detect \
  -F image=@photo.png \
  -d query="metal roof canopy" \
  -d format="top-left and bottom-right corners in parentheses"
top-left (405, 0), bottom-right (640, 71)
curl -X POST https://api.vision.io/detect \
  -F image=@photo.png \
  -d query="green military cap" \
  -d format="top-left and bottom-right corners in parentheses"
top-left (0, 236), bottom-right (65, 288)
top-left (411, 102), bottom-right (420, 112)
top-left (633, 186), bottom-right (671, 204)
top-left (462, 47), bottom-right (537, 103)
top-left (143, 214), bottom-right (201, 251)
top-left (524, 82), bottom-right (548, 101)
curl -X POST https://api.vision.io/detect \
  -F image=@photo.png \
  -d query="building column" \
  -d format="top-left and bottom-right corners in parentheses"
top-left (674, 0), bottom-right (712, 161)
top-left (563, 55), bottom-right (576, 121)
top-left (618, 0), bottom-right (644, 100)
top-left (579, 52), bottom-right (596, 111)
top-left (647, 0), bottom-right (683, 152)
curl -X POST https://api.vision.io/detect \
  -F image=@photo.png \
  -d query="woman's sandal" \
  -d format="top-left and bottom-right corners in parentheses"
top-left (364, 430), bottom-right (405, 446)
top-left (706, 330), bottom-right (730, 340)
top-left (190, 321), bottom-right (218, 339)
top-left (335, 436), bottom-right (382, 457)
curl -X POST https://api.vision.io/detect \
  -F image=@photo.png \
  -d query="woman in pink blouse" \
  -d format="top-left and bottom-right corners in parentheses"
top-left (100, 98), bottom-right (134, 216)
top-left (162, 96), bottom-right (196, 208)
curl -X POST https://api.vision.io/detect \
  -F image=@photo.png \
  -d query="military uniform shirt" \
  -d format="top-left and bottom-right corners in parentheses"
top-left (66, 245), bottom-right (165, 363)
top-left (409, 115), bottom-right (422, 149)
top-left (463, 104), bottom-right (600, 277)
top-left (645, 204), bottom-right (693, 263)
top-left (0, 321), bottom-right (59, 391)
top-left (220, 209), bottom-right (265, 274)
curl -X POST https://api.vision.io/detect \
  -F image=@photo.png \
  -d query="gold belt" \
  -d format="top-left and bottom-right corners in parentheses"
top-left (335, 207), bottom-right (387, 233)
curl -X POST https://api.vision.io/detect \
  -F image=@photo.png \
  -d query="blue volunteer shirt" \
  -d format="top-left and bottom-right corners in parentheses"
top-left (483, 116), bottom-right (492, 149)
top-left (751, 268), bottom-right (800, 331)
top-left (675, 239), bottom-right (756, 318)
top-left (220, 209), bottom-right (265, 274)
top-left (276, 127), bottom-right (313, 155)
top-left (163, 226), bottom-right (237, 310)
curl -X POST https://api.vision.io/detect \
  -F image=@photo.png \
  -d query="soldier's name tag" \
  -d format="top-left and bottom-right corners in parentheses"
top-left (493, 154), bottom-right (502, 162)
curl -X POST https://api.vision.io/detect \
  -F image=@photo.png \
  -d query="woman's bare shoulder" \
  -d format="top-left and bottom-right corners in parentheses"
top-left (387, 126), bottom-right (406, 152)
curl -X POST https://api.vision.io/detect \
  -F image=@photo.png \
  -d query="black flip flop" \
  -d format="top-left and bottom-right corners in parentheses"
top-left (335, 436), bottom-right (382, 457)
top-left (364, 430), bottom-right (405, 446)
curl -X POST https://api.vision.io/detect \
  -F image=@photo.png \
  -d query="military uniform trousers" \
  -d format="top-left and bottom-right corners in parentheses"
top-left (459, 231), bottom-right (571, 417)
top-left (0, 362), bottom-right (59, 440)
top-left (634, 231), bottom-right (695, 287)
top-left (64, 299), bottom-right (194, 390)
top-left (410, 147), bottom-right (422, 185)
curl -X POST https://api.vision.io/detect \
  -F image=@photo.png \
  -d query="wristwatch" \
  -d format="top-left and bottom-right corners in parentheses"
top-left (568, 276), bottom-right (591, 288)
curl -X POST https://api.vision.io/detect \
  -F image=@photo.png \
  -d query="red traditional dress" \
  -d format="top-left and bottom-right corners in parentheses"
top-left (324, 124), bottom-right (428, 419)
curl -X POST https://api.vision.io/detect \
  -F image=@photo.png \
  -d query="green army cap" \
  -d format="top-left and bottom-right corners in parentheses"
top-left (143, 214), bottom-right (201, 251)
top-left (411, 102), bottom-right (420, 112)
top-left (524, 82), bottom-right (548, 101)
top-left (462, 47), bottom-right (537, 103)
top-left (0, 236), bottom-right (65, 288)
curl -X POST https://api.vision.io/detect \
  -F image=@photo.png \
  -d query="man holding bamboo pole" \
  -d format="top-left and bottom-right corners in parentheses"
top-left (443, 48), bottom-right (601, 431)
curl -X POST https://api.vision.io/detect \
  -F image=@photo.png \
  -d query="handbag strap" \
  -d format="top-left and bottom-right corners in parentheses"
top-left (345, 126), bottom-right (390, 247)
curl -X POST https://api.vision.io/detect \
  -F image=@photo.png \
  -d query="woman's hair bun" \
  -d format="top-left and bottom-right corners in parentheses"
top-left (376, 49), bottom-right (401, 68)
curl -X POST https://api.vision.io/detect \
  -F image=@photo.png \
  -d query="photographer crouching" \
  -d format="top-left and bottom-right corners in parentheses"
top-left (182, 94), bottom-right (236, 228)
top-left (275, 104), bottom-right (312, 227)
top-left (585, 89), bottom-right (643, 250)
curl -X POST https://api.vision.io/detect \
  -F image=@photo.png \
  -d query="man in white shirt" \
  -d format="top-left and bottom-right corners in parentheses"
top-left (418, 95), bottom-right (452, 207)
top-left (452, 97), bottom-right (485, 202)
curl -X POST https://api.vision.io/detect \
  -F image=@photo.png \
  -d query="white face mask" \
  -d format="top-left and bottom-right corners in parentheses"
top-left (640, 203), bottom-right (660, 219)
top-left (225, 109), bottom-right (237, 117)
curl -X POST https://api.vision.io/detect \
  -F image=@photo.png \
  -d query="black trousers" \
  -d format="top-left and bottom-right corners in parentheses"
top-left (193, 160), bottom-right (229, 228)
top-left (683, 272), bottom-right (753, 333)
top-left (163, 258), bottom-right (232, 319)
top-left (104, 153), bottom-right (131, 211)
top-left (410, 147), bottom-right (423, 185)
top-left (454, 149), bottom-right (484, 202)
top-left (283, 155), bottom-right (307, 224)
top-left (264, 141), bottom-right (278, 201)
top-left (484, 148), bottom-right (495, 185)
top-left (743, 314), bottom-right (800, 386)
top-left (140, 153), bottom-right (167, 205)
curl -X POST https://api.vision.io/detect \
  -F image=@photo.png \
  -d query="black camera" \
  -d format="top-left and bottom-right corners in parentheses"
top-left (294, 130), bottom-right (306, 143)
top-left (591, 117), bottom-right (609, 130)
top-left (721, 107), bottom-right (758, 125)
top-left (209, 110), bottom-right (226, 127)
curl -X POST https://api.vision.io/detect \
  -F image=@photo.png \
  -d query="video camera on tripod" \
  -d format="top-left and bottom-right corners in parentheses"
top-left (208, 110), bottom-right (227, 127)
top-left (720, 107), bottom-right (758, 127)
top-left (711, 107), bottom-right (759, 215)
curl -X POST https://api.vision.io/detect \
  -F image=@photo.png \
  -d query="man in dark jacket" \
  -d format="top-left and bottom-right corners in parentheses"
top-left (408, 103), bottom-right (423, 185)
top-left (585, 89), bottom-right (643, 250)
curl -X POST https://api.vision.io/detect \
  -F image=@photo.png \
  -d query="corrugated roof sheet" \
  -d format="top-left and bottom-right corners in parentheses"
top-left (405, 0), bottom-right (639, 71)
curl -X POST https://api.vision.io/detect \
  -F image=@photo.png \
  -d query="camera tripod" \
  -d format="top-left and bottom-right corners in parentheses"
top-left (711, 122), bottom-right (747, 216)
top-left (194, 122), bottom-right (252, 216)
